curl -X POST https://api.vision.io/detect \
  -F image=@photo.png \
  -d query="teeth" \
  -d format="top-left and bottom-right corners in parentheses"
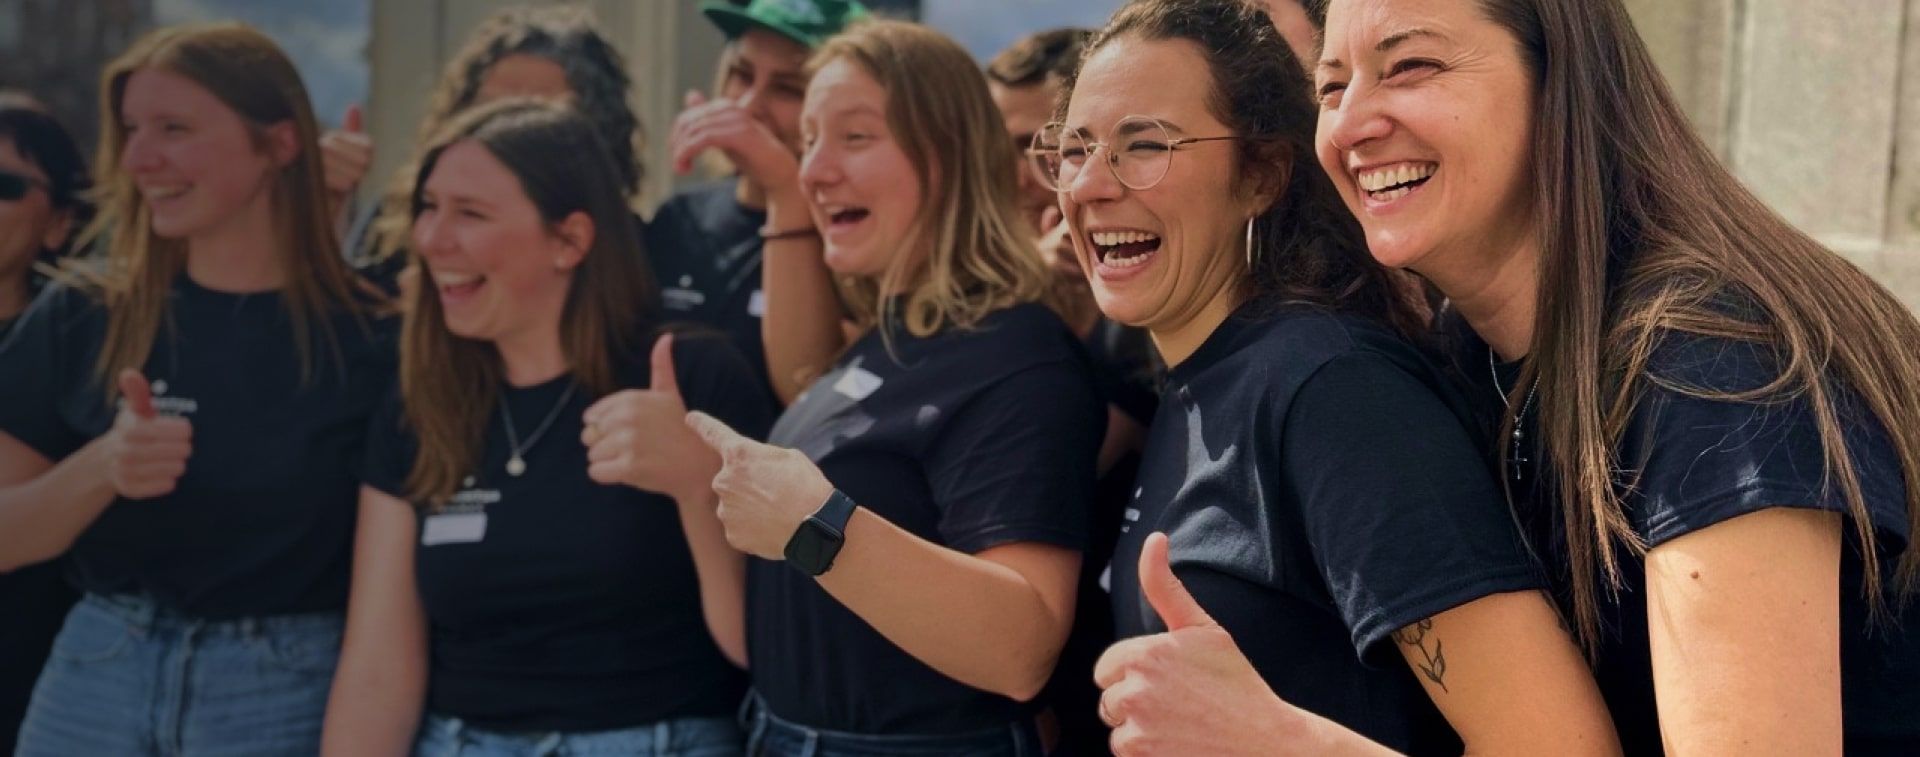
top-left (1104, 249), bottom-right (1153, 268)
top-left (1358, 162), bottom-right (1436, 192)
top-left (1090, 230), bottom-right (1161, 247)
top-left (432, 271), bottom-right (481, 287)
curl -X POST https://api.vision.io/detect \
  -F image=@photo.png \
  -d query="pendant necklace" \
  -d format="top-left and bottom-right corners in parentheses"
top-left (501, 381), bottom-right (577, 477)
top-left (1488, 347), bottom-right (1539, 480)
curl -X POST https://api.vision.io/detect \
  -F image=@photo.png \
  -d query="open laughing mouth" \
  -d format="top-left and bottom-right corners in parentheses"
top-left (1088, 230), bottom-right (1162, 270)
top-left (1358, 162), bottom-right (1436, 202)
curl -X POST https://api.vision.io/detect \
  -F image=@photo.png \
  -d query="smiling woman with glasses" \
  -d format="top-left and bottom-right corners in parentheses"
top-left (0, 94), bottom-right (90, 341)
top-left (1058, 1), bottom-right (1620, 755)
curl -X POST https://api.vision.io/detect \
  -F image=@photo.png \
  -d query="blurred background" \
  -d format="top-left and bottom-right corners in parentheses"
top-left (1, 0), bottom-right (1914, 308)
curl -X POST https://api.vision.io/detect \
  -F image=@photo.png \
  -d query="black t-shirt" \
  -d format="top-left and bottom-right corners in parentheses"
top-left (1110, 304), bottom-right (1545, 756)
top-left (361, 332), bottom-right (773, 733)
top-left (645, 178), bottom-right (776, 409)
top-left (1448, 322), bottom-right (1920, 756)
top-left (0, 277), bottom-right (396, 619)
top-left (750, 302), bottom-right (1105, 735)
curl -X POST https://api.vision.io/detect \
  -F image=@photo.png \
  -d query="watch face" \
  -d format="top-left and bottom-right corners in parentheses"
top-left (785, 518), bottom-right (843, 575)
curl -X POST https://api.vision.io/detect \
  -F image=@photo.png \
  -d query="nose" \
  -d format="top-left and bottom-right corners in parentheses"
top-left (1065, 148), bottom-right (1124, 206)
top-left (120, 130), bottom-right (163, 174)
top-left (1323, 84), bottom-right (1392, 155)
top-left (798, 140), bottom-right (841, 195)
top-left (411, 210), bottom-right (455, 261)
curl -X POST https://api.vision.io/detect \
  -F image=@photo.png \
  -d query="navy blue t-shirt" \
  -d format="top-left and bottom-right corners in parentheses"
top-left (750, 302), bottom-right (1105, 735)
top-left (0, 276), bottom-right (396, 619)
top-left (645, 178), bottom-right (776, 409)
top-left (1110, 304), bottom-right (1545, 756)
top-left (1452, 322), bottom-right (1920, 756)
top-left (360, 332), bottom-right (773, 733)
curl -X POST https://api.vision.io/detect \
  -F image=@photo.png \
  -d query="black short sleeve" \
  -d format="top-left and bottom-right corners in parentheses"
top-left (1624, 335), bottom-right (1909, 550)
top-left (0, 284), bottom-right (98, 461)
top-left (1281, 352), bottom-right (1543, 661)
top-left (359, 387), bottom-right (412, 501)
top-left (924, 363), bottom-right (1104, 554)
top-left (671, 331), bottom-right (776, 443)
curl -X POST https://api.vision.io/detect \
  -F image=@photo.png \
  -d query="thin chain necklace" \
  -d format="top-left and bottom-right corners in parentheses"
top-left (501, 381), bottom-right (577, 477)
top-left (1489, 347), bottom-right (1539, 481)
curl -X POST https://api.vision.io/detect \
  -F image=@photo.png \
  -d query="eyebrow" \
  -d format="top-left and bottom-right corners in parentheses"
top-left (1317, 27), bottom-right (1447, 72)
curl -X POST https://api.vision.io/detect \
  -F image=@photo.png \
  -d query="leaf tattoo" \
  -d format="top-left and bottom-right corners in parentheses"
top-left (1393, 618), bottom-right (1448, 692)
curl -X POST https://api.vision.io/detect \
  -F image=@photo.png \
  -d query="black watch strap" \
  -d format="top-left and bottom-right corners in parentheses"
top-left (784, 489), bottom-right (857, 576)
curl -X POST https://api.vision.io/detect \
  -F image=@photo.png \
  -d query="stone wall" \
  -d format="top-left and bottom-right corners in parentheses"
top-left (1625, 0), bottom-right (1919, 311)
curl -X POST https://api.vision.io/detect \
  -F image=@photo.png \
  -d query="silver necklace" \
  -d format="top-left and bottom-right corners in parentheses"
top-left (1488, 347), bottom-right (1538, 480)
top-left (501, 381), bottom-right (577, 477)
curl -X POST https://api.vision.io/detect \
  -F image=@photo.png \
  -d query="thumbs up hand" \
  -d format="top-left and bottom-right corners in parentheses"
top-left (319, 103), bottom-right (374, 200)
top-left (582, 334), bottom-right (719, 503)
top-left (1093, 533), bottom-right (1313, 756)
top-left (106, 370), bottom-right (193, 500)
top-left (684, 410), bottom-right (832, 560)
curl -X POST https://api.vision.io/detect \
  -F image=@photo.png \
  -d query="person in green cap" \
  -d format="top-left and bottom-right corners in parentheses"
top-left (646, 0), bottom-right (872, 412)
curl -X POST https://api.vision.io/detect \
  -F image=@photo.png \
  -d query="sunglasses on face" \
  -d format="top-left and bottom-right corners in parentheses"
top-left (0, 170), bottom-right (50, 202)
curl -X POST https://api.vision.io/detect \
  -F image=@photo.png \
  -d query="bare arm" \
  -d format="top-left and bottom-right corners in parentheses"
top-left (1392, 591), bottom-right (1620, 756)
top-left (817, 511), bottom-right (1080, 700)
top-left (321, 486), bottom-right (429, 757)
top-left (672, 488), bottom-right (749, 668)
top-left (1645, 508), bottom-right (1842, 757)
top-left (1096, 406), bottom-right (1144, 477)
top-left (758, 185), bottom-right (846, 405)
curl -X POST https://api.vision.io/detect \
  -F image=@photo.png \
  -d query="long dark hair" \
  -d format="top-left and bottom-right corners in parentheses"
top-left (400, 99), bottom-right (659, 505)
top-left (1482, 0), bottom-right (1920, 650)
top-left (1068, 0), bottom-right (1428, 340)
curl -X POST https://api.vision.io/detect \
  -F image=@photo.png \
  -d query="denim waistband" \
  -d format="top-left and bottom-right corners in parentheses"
top-left (82, 592), bottom-right (342, 637)
top-left (739, 690), bottom-right (1037, 754)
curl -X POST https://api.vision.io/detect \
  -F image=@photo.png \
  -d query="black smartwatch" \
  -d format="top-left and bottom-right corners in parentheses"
top-left (784, 489), bottom-right (857, 576)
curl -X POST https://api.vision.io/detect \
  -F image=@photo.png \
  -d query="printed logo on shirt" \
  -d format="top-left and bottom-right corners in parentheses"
top-left (121, 378), bottom-right (199, 417)
top-left (1119, 506), bottom-right (1141, 534)
top-left (662, 287), bottom-right (706, 311)
top-left (747, 290), bottom-right (767, 318)
top-left (831, 361), bottom-right (885, 401)
top-left (423, 476), bottom-right (497, 546)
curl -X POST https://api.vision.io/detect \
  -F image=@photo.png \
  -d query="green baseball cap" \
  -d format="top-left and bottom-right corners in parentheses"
top-left (699, 0), bottom-right (873, 49)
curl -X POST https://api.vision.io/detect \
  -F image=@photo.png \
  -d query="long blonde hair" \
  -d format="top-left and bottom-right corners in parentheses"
top-left (400, 100), bottom-right (658, 506)
top-left (809, 21), bottom-right (1061, 339)
top-left (82, 23), bottom-right (370, 393)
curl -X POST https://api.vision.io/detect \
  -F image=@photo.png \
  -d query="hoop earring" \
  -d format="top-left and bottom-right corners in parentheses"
top-left (1244, 218), bottom-right (1257, 269)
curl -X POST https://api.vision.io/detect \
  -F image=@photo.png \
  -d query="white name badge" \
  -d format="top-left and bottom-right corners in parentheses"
top-left (832, 365), bottom-right (885, 400)
top-left (747, 289), bottom-right (767, 317)
top-left (422, 512), bottom-right (488, 546)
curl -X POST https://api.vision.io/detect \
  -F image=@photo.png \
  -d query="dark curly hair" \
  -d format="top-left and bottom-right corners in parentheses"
top-left (0, 91), bottom-right (93, 269)
top-left (1064, 0), bottom-right (1426, 340)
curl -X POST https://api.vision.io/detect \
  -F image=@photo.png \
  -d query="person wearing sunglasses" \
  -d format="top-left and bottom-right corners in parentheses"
top-left (0, 91), bottom-right (89, 755)
top-left (1043, 1), bottom-right (1619, 754)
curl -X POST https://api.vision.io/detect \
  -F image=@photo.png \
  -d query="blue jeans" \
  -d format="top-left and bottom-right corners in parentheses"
top-left (739, 692), bottom-right (1041, 757)
top-left (415, 713), bottom-right (743, 756)
top-left (14, 592), bottom-right (341, 756)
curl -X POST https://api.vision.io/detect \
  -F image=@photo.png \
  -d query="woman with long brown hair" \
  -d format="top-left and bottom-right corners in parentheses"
top-left (322, 99), bottom-right (771, 756)
top-left (681, 19), bottom-right (1105, 757)
top-left (1314, 0), bottom-right (1920, 752)
top-left (0, 24), bottom-right (394, 755)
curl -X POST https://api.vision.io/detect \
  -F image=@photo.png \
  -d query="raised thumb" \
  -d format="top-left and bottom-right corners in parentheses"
top-left (343, 103), bottom-right (364, 133)
top-left (1140, 532), bottom-right (1215, 631)
top-left (649, 333), bottom-right (680, 396)
top-left (118, 369), bottom-right (156, 420)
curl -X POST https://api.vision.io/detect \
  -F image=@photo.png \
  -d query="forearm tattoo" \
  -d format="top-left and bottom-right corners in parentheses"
top-left (1393, 617), bottom-right (1448, 692)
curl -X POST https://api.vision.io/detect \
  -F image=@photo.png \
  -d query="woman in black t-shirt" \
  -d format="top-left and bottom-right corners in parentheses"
top-left (0, 25), bottom-right (393, 756)
top-left (1043, 2), bottom-right (1617, 755)
top-left (321, 101), bottom-right (771, 755)
top-left (682, 20), bottom-right (1104, 757)
top-left (1305, 0), bottom-right (1920, 753)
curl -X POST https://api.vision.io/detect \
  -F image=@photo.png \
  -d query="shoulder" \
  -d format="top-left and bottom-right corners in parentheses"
top-left (650, 179), bottom-right (742, 230)
top-left (5, 277), bottom-right (107, 347)
top-left (1226, 305), bottom-right (1438, 386)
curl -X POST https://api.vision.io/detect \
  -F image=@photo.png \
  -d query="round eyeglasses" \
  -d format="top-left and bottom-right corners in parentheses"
top-left (1027, 115), bottom-right (1245, 192)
